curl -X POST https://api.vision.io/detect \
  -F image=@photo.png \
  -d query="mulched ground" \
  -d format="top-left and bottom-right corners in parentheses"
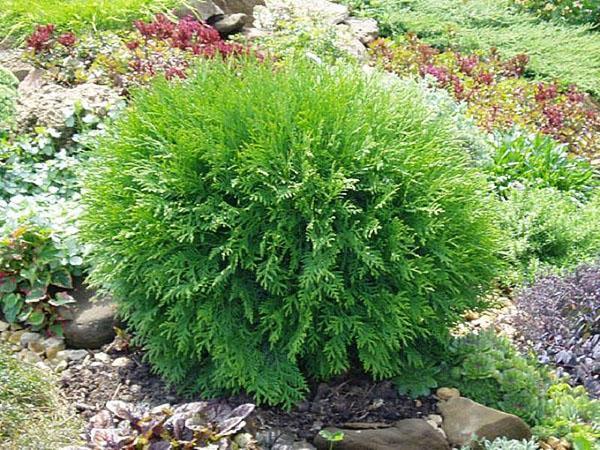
top-left (59, 342), bottom-right (437, 443)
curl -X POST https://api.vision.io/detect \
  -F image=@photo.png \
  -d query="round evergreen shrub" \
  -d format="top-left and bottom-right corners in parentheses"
top-left (81, 59), bottom-right (502, 407)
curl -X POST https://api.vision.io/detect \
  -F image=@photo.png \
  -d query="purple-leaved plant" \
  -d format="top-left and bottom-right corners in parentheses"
top-left (514, 264), bottom-right (600, 397)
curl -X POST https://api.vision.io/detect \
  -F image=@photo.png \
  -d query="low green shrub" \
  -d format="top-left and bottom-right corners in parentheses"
top-left (0, 346), bottom-right (83, 448)
top-left (0, 0), bottom-right (183, 44)
top-left (81, 58), bottom-right (502, 407)
top-left (499, 187), bottom-right (600, 281)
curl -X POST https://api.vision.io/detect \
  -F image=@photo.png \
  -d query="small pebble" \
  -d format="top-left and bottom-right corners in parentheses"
top-left (112, 357), bottom-right (132, 368)
top-left (436, 387), bottom-right (460, 401)
top-left (94, 352), bottom-right (112, 364)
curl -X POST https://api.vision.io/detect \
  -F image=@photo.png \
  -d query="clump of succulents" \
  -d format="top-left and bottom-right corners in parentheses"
top-left (78, 401), bottom-right (256, 449)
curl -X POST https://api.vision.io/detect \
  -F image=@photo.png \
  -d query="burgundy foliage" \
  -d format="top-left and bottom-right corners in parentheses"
top-left (514, 265), bottom-right (600, 397)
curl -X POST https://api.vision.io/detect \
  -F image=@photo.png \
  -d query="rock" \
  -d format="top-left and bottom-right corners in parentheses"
top-left (16, 82), bottom-right (121, 135)
top-left (20, 331), bottom-right (42, 348)
top-left (343, 17), bottom-right (378, 45)
top-left (465, 311), bottom-right (480, 321)
top-left (0, 50), bottom-right (34, 81)
top-left (94, 352), bottom-right (112, 364)
top-left (28, 340), bottom-right (46, 355)
top-left (56, 349), bottom-right (89, 362)
top-left (8, 330), bottom-right (25, 345)
top-left (234, 433), bottom-right (255, 448)
top-left (43, 336), bottom-right (66, 360)
top-left (314, 420), bottom-right (449, 450)
top-left (0, 321), bottom-right (9, 332)
top-left (61, 279), bottom-right (118, 349)
top-left (17, 68), bottom-right (45, 94)
top-left (214, 0), bottom-right (265, 17)
top-left (438, 397), bottom-right (532, 447)
top-left (436, 387), bottom-right (460, 401)
top-left (111, 357), bottom-right (132, 368)
top-left (293, 442), bottom-right (317, 450)
top-left (213, 13), bottom-right (250, 34)
top-left (254, 0), bottom-right (348, 27)
top-left (427, 414), bottom-right (443, 427)
top-left (20, 349), bottom-right (43, 364)
top-left (174, 0), bottom-right (224, 21)
top-left (256, 429), bottom-right (297, 449)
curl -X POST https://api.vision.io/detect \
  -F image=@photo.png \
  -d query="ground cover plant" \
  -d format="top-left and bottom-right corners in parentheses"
top-left (498, 187), bottom-right (600, 281)
top-left (24, 14), bottom-right (252, 91)
top-left (370, 35), bottom-right (600, 158)
top-left (0, 0), bottom-right (184, 45)
top-left (511, 0), bottom-right (600, 28)
top-left (0, 67), bottom-right (18, 131)
top-left (0, 345), bottom-right (83, 448)
top-left (81, 57), bottom-right (503, 407)
top-left (340, 0), bottom-right (600, 97)
top-left (432, 332), bottom-right (600, 448)
top-left (513, 264), bottom-right (600, 397)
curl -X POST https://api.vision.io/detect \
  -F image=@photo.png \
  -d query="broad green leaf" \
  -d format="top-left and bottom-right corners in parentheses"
top-left (1, 293), bottom-right (23, 323)
top-left (0, 277), bottom-right (17, 293)
top-left (51, 269), bottom-right (73, 289)
top-left (25, 287), bottom-right (47, 303)
top-left (49, 292), bottom-right (76, 307)
top-left (27, 310), bottom-right (45, 327)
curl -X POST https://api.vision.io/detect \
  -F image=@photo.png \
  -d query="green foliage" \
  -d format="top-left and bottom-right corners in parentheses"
top-left (0, 67), bottom-right (18, 130)
top-left (0, 345), bottom-right (83, 448)
top-left (81, 58), bottom-right (502, 407)
top-left (344, 0), bottom-right (600, 97)
top-left (437, 331), bottom-right (549, 424)
top-left (0, 0), bottom-right (183, 44)
top-left (499, 187), bottom-right (600, 281)
top-left (335, 0), bottom-right (410, 37)
top-left (370, 37), bottom-right (600, 158)
top-left (534, 384), bottom-right (600, 450)
top-left (486, 130), bottom-right (597, 199)
top-left (0, 193), bottom-right (84, 332)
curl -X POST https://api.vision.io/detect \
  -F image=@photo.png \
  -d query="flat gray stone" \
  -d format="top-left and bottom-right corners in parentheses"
top-left (213, 13), bottom-right (250, 34)
top-left (314, 419), bottom-right (449, 450)
top-left (439, 397), bottom-right (532, 447)
top-left (61, 279), bottom-right (118, 349)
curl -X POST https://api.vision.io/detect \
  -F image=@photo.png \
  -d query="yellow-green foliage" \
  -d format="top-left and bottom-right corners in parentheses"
top-left (0, 0), bottom-right (183, 44)
top-left (81, 58), bottom-right (503, 407)
top-left (0, 347), bottom-right (83, 449)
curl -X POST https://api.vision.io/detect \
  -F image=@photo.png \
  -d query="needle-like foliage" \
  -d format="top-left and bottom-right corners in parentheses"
top-left (81, 58), bottom-right (502, 407)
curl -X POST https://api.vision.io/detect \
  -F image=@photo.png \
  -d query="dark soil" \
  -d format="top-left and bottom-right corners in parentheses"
top-left (59, 343), bottom-right (437, 442)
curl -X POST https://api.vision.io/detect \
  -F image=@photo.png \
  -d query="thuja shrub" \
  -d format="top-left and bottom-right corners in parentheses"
top-left (81, 58), bottom-right (502, 407)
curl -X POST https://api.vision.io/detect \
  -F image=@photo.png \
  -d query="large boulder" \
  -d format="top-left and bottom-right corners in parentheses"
top-left (173, 0), bottom-right (224, 21)
top-left (313, 419), bottom-right (450, 450)
top-left (16, 76), bottom-right (122, 134)
top-left (214, 0), bottom-right (266, 17)
top-left (0, 50), bottom-right (34, 81)
top-left (438, 397), bottom-right (532, 447)
top-left (61, 279), bottom-right (118, 349)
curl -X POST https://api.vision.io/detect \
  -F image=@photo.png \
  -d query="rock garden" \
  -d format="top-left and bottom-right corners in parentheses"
top-left (0, 1), bottom-right (599, 449)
